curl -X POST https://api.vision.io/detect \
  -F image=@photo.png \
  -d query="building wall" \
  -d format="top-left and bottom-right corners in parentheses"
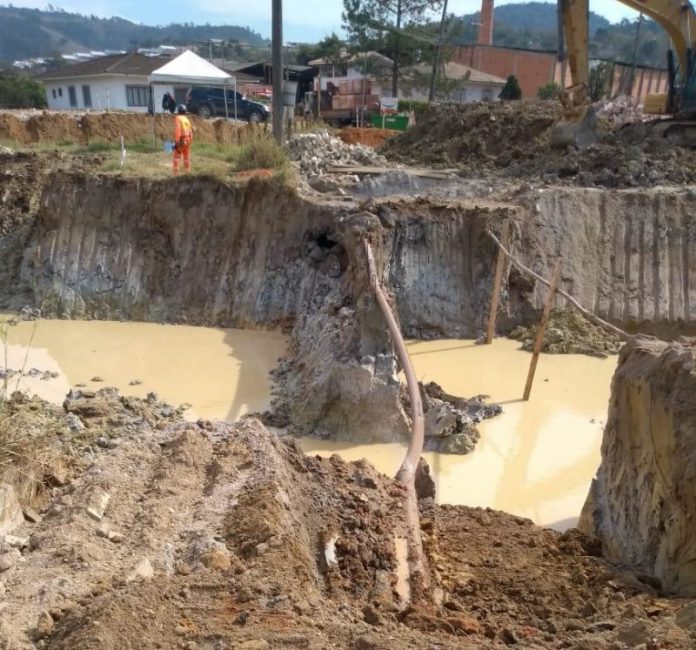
top-left (454, 45), bottom-right (556, 98)
top-left (43, 75), bottom-right (176, 113)
top-left (402, 82), bottom-right (503, 103)
top-left (316, 65), bottom-right (386, 98)
top-left (454, 44), bottom-right (670, 102)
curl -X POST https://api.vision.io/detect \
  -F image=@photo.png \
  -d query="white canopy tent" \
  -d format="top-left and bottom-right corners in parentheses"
top-left (148, 50), bottom-right (238, 129)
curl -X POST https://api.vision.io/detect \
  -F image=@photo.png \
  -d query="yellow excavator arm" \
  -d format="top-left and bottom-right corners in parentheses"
top-left (561, 0), bottom-right (696, 112)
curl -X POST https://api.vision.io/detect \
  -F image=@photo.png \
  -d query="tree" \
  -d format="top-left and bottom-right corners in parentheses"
top-left (342, 0), bottom-right (443, 97)
top-left (499, 74), bottom-right (522, 100)
top-left (0, 74), bottom-right (46, 109)
top-left (294, 33), bottom-right (344, 66)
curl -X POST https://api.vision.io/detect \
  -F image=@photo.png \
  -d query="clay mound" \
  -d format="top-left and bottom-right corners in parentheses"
top-left (338, 127), bottom-right (397, 149)
top-left (509, 308), bottom-right (622, 358)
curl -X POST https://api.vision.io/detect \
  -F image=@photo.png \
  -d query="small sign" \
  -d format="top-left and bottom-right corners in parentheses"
top-left (380, 96), bottom-right (398, 115)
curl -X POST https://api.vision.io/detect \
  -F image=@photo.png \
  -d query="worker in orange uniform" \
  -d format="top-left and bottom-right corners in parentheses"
top-left (173, 105), bottom-right (193, 175)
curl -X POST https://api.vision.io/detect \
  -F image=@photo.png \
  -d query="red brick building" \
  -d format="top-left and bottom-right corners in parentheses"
top-left (456, 0), bottom-right (669, 102)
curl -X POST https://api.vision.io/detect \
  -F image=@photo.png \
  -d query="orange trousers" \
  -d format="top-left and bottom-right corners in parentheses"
top-left (173, 140), bottom-right (191, 174)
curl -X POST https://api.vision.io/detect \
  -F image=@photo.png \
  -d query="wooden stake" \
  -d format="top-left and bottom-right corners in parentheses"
top-left (485, 221), bottom-right (510, 344)
top-left (523, 260), bottom-right (562, 401)
top-left (486, 230), bottom-right (631, 342)
top-left (363, 238), bottom-right (429, 599)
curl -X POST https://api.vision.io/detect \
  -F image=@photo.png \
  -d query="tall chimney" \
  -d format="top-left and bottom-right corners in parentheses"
top-left (478, 0), bottom-right (494, 46)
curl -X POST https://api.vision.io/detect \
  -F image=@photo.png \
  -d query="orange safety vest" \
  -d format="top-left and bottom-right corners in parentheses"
top-left (175, 115), bottom-right (193, 142)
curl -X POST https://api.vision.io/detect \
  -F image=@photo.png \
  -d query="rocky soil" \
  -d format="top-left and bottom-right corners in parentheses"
top-left (2, 392), bottom-right (695, 649)
top-left (509, 309), bottom-right (623, 358)
top-left (381, 101), bottom-right (696, 188)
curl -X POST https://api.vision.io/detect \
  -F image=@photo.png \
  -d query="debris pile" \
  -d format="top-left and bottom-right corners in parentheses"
top-left (593, 94), bottom-right (644, 126)
top-left (509, 308), bottom-right (623, 358)
top-left (286, 131), bottom-right (388, 176)
top-left (381, 100), bottom-right (696, 187)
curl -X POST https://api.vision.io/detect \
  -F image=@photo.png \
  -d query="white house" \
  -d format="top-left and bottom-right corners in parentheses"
top-left (401, 62), bottom-right (506, 103)
top-left (37, 52), bottom-right (182, 113)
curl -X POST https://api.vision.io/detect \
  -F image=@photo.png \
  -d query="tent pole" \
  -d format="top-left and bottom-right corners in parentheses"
top-left (224, 85), bottom-right (229, 120)
top-left (151, 83), bottom-right (156, 149)
top-left (234, 79), bottom-right (238, 122)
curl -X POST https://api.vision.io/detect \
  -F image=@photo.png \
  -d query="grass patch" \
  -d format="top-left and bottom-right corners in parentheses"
top-left (233, 135), bottom-right (289, 172)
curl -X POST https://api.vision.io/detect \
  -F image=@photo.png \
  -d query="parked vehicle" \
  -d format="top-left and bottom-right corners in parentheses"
top-left (185, 87), bottom-right (270, 123)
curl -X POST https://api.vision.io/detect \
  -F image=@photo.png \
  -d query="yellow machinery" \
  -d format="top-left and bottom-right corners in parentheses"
top-left (554, 0), bottom-right (696, 147)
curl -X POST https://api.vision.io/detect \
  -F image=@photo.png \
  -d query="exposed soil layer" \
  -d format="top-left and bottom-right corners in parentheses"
top-left (2, 395), bottom-right (694, 649)
top-left (0, 111), bottom-right (265, 146)
top-left (580, 336), bottom-right (696, 598)
top-left (338, 127), bottom-right (397, 149)
top-left (381, 101), bottom-right (696, 188)
top-left (509, 308), bottom-right (622, 358)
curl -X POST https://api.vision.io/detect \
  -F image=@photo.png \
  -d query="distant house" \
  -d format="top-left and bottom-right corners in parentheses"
top-left (309, 51), bottom-right (393, 98)
top-left (37, 52), bottom-right (182, 113)
top-left (401, 62), bottom-right (506, 103)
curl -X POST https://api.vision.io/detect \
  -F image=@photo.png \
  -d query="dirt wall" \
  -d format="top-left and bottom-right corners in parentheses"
top-left (526, 187), bottom-right (696, 337)
top-left (579, 336), bottom-right (696, 596)
top-left (0, 111), bottom-right (264, 146)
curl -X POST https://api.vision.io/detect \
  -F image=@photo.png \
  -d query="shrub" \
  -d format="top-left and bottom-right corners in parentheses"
top-left (499, 75), bottom-right (522, 101)
top-left (397, 99), bottom-right (430, 122)
top-left (538, 82), bottom-right (563, 100)
top-left (234, 136), bottom-right (289, 172)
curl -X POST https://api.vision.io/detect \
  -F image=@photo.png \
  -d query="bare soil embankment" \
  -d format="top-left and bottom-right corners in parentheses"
top-left (0, 111), bottom-right (264, 146)
top-left (1, 390), bottom-right (694, 649)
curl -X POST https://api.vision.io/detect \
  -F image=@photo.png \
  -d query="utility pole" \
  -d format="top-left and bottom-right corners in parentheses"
top-left (429, 0), bottom-right (449, 102)
top-left (392, 0), bottom-right (402, 98)
top-left (272, 0), bottom-right (284, 142)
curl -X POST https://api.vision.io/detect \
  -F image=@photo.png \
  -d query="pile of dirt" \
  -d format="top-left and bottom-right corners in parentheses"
top-left (509, 308), bottom-right (623, 358)
top-left (381, 100), bottom-right (696, 188)
top-left (2, 395), bottom-right (694, 649)
top-left (338, 127), bottom-right (397, 149)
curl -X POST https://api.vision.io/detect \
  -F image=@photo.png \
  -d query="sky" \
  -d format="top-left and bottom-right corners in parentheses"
top-left (6, 1), bottom-right (641, 42)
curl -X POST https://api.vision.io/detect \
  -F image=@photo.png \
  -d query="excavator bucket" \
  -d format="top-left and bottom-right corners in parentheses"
top-left (550, 109), bottom-right (599, 149)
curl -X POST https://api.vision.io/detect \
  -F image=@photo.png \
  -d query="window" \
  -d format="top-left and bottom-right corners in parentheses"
top-left (68, 85), bottom-right (77, 107)
top-left (126, 85), bottom-right (150, 107)
top-left (82, 84), bottom-right (92, 108)
top-left (58, 87), bottom-right (63, 97)
top-left (51, 89), bottom-right (57, 99)
top-left (482, 88), bottom-right (494, 102)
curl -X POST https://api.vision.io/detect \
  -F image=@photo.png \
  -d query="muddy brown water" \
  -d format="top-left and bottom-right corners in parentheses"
top-left (302, 339), bottom-right (617, 532)
top-left (3, 320), bottom-right (616, 531)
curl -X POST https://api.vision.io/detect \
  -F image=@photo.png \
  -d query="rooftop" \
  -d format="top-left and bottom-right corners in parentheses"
top-left (408, 61), bottom-right (506, 85)
top-left (37, 52), bottom-right (172, 80)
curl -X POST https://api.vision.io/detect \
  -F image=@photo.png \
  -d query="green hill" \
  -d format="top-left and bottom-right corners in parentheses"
top-left (0, 5), bottom-right (266, 62)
